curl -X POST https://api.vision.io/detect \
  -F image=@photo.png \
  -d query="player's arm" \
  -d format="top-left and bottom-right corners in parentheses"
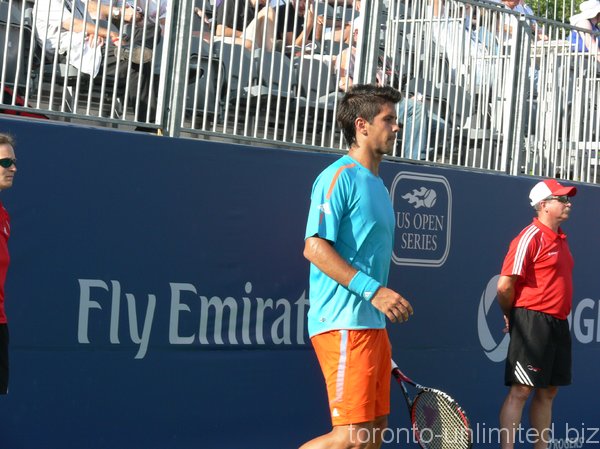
top-left (304, 236), bottom-right (413, 322)
top-left (304, 236), bottom-right (355, 287)
top-left (497, 275), bottom-right (517, 316)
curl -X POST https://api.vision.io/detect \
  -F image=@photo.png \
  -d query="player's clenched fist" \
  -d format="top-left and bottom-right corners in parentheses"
top-left (371, 287), bottom-right (414, 323)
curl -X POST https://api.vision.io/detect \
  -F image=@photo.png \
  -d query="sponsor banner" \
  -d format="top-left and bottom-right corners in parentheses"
top-left (0, 117), bottom-right (599, 448)
top-left (77, 279), bottom-right (309, 359)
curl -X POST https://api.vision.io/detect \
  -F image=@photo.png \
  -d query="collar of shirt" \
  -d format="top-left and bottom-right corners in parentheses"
top-left (533, 217), bottom-right (567, 240)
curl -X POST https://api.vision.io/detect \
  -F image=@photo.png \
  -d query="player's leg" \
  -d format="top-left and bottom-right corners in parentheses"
top-left (300, 329), bottom-right (388, 449)
top-left (499, 384), bottom-right (533, 449)
top-left (299, 421), bottom-right (379, 449)
top-left (500, 308), bottom-right (540, 449)
top-left (529, 315), bottom-right (571, 449)
top-left (371, 415), bottom-right (388, 449)
top-left (371, 331), bottom-right (392, 449)
top-left (529, 386), bottom-right (559, 449)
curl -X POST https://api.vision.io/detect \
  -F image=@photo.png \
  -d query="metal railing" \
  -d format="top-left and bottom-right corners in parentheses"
top-left (379, 0), bottom-right (599, 182)
top-left (1, 0), bottom-right (599, 183)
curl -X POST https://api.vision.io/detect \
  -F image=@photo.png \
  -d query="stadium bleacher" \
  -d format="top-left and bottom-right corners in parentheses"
top-left (0, 0), bottom-right (599, 182)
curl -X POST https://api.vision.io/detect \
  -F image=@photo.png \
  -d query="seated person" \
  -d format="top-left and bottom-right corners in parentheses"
top-left (129, 0), bottom-right (168, 73)
top-left (514, 0), bottom-right (548, 38)
top-left (135, 0), bottom-right (168, 36)
top-left (569, 0), bottom-right (600, 63)
top-left (500, 0), bottom-right (548, 44)
top-left (314, 0), bottom-right (359, 45)
top-left (336, 1), bottom-right (444, 160)
top-left (337, 47), bottom-right (445, 160)
top-left (35, 0), bottom-right (156, 121)
top-left (272, 0), bottom-right (315, 48)
top-left (208, 0), bottom-right (276, 51)
top-left (142, 0), bottom-right (167, 27)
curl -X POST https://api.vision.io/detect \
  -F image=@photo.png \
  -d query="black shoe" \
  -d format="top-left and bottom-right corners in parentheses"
top-left (115, 46), bottom-right (153, 64)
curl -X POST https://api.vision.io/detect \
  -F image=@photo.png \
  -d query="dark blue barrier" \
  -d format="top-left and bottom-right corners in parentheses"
top-left (0, 116), bottom-right (599, 449)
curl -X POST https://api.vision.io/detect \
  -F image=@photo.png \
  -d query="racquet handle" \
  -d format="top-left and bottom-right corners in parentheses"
top-left (390, 360), bottom-right (416, 386)
top-left (391, 359), bottom-right (406, 378)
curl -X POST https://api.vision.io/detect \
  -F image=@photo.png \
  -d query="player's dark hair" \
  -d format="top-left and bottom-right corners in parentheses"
top-left (337, 84), bottom-right (402, 148)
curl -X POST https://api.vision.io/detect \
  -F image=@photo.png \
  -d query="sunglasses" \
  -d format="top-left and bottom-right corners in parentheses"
top-left (0, 158), bottom-right (16, 169)
top-left (545, 195), bottom-right (571, 204)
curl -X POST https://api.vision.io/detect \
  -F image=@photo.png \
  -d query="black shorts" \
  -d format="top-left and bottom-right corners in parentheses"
top-left (0, 323), bottom-right (8, 394)
top-left (505, 308), bottom-right (571, 388)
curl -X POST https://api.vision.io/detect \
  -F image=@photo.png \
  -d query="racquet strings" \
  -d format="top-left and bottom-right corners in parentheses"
top-left (411, 390), bottom-right (471, 449)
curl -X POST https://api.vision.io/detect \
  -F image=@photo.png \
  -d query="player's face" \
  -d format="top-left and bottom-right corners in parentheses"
top-left (0, 144), bottom-right (16, 191)
top-left (542, 195), bottom-right (572, 221)
top-left (366, 102), bottom-right (400, 156)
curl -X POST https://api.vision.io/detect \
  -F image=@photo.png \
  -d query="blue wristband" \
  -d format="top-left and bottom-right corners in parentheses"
top-left (348, 271), bottom-right (381, 301)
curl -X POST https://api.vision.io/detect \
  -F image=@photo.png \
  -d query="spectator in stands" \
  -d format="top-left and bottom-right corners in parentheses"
top-left (336, 2), bottom-right (444, 160)
top-left (569, 0), bottom-right (600, 63)
top-left (500, 0), bottom-right (548, 45)
top-left (337, 54), bottom-right (444, 160)
top-left (192, 8), bottom-right (214, 42)
top-left (131, 0), bottom-right (168, 43)
top-left (34, 0), bottom-right (156, 122)
top-left (131, 0), bottom-right (168, 114)
top-left (427, 0), bottom-right (499, 88)
top-left (98, 1), bottom-right (165, 64)
top-left (272, 0), bottom-right (315, 48)
top-left (498, 0), bottom-right (544, 93)
top-left (128, 0), bottom-right (168, 75)
top-left (138, 0), bottom-right (168, 32)
top-left (207, 0), bottom-right (276, 51)
top-left (464, 3), bottom-right (501, 55)
top-left (314, 0), bottom-right (358, 45)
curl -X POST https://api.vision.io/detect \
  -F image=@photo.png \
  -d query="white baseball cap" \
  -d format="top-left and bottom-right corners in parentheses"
top-left (529, 179), bottom-right (577, 206)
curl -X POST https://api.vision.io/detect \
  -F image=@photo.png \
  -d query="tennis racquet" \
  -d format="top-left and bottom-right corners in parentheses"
top-left (391, 360), bottom-right (472, 449)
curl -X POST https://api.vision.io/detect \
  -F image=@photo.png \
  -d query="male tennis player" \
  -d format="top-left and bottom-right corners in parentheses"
top-left (497, 179), bottom-right (576, 449)
top-left (300, 84), bottom-right (413, 449)
top-left (0, 134), bottom-right (16, 395)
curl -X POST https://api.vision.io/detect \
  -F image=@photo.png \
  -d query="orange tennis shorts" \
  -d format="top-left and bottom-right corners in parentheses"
top-left (311, 328), bottom-right (392, 426)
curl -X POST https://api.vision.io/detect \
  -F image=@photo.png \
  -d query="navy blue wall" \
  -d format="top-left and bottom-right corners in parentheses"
top-left (0, 117), bottom-right (599, 449)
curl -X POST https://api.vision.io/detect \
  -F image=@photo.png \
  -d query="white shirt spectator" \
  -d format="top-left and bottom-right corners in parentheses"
top-left (34, 0), bottom-right (103, 76)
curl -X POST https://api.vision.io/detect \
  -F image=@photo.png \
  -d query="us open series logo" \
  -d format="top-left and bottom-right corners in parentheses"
top-left (390, 172), bottom-right (452, 267)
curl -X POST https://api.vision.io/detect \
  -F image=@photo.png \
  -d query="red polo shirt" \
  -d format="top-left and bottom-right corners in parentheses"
top-left (500, 218), bottom-right (574, 320)
top-left (0, 202), bottom-right (10, 324)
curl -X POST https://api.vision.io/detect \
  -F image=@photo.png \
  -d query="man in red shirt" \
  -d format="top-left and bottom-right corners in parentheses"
top-left (0, 134), bottom-right (16, 395)
top-left (497, 179), bottom-right (576, 449)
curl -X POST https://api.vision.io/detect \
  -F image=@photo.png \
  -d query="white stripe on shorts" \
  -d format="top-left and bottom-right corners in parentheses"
top-left (334, 330), bottom-right (348, 403)
top-left (515, 361), bottom-right (534, 386)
